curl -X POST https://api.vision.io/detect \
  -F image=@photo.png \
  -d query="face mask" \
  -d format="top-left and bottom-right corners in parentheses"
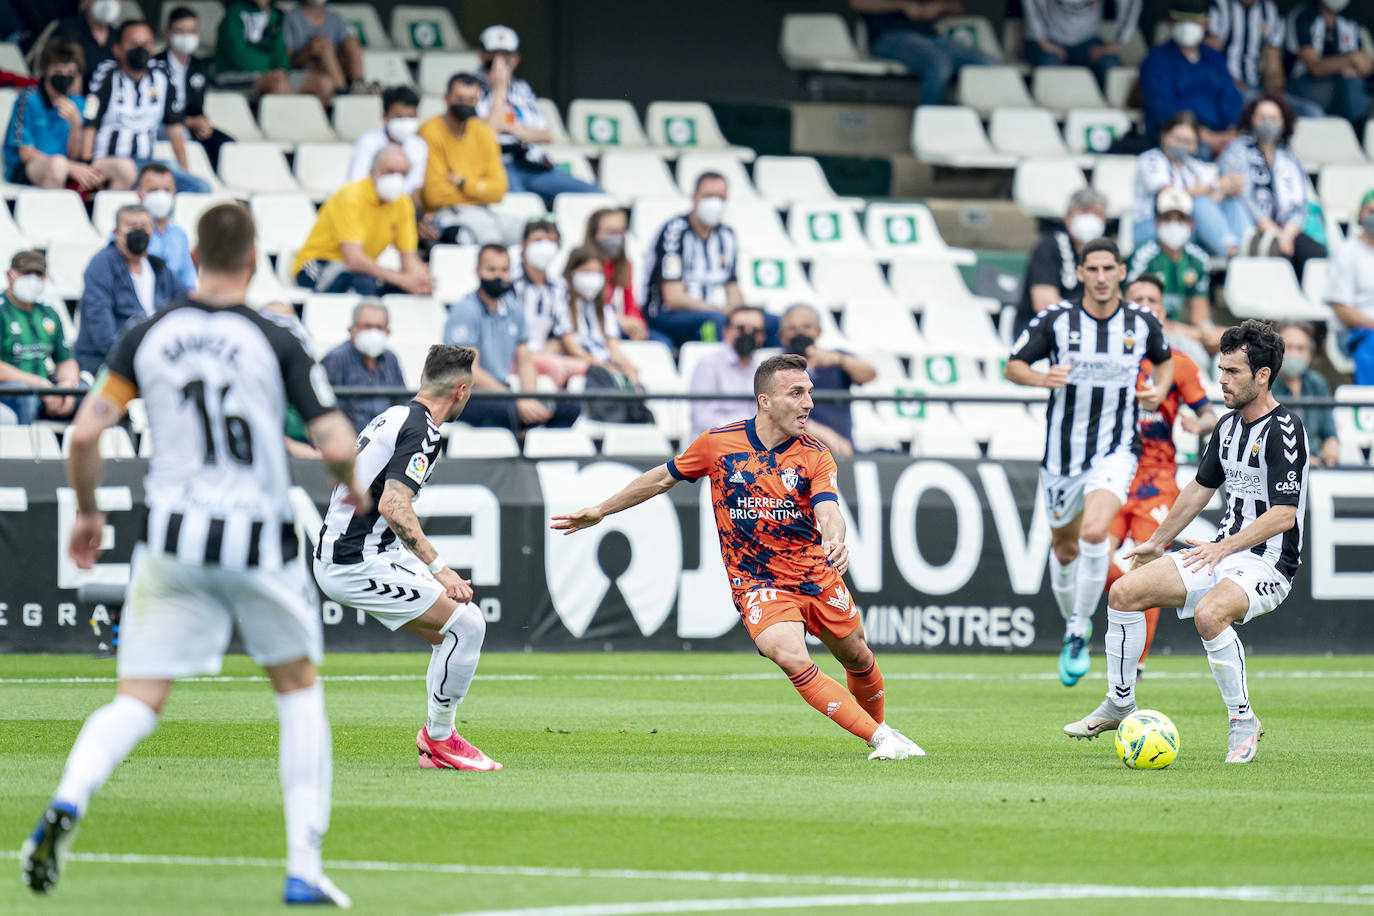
top-left (696, 195), bottom-right (726, 228)
top-left (1361, 212), bottom-right (1374, 238)
top-left (1323, 0), bottom-right (1349, 12)
top-left (1284, 354), bottom-right (1309, 376)
top-left (1067, 212), bottom-right (1105, 244)
top-left (11, 273), bottom-right (44, 304)
top-left (597, 233), bottom-right (624, 258)
top-left (142, 189), bottom-right (173, 220)
top-left (125, 46), bottom-right (151, 71)
top-left (1157, 220), bottom-right (1192, 250)
top-left (353, 328), bottom-right (389, 358)
top-left (732, 332), bottom-right (759, 359)
top-left (1172, 20), bottom-right (1205, 47)
top-left (124, 228), bottom-right (150, 256)
top-left (48, 73), bottom-right (75, 94)
top-left (169, 33), bottom-right (200, 56)
top-left (90, 0), bottom-right (121, 24)
top-left (1164, 143), bottom-right (1194, 163)
top-left (480, 276), bottom-right (511, 299)
top-left (572, 270), bottom-right (604, 301)
top-left (787, 333), bottom-right (815, 356)
top-left (374, 173), bottom-right (406, 203)
top-left (523, 238), bottom-right (558, 273)
top-left (1253, 121), bottom-right (1283, 145)
top-left (449, 103), bottom-right (477, 122)
top-left (386, 116), bottom-right (419, 143)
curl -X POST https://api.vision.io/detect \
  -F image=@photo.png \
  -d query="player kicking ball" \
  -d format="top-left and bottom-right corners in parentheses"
top-left (1065, 321), bottom-right (1306, 763)
top-left (313, 344), bottom-right (501, 771)
top-left (552, 354), bottom-right (922, 760)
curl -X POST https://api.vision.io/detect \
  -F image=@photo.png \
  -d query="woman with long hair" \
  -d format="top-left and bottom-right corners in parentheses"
top-left (583, 207), bottom-right (648, 340)
top-left (561, 246), bottom-right (640, 384)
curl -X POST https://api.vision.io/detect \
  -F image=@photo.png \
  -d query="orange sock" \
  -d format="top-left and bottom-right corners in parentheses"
top-left (844, 658), bottom-right (886, 725)
top-left (788, 664), bottom-right (879, 742)
top-left (1140, 607), bottom-right (1160, 665)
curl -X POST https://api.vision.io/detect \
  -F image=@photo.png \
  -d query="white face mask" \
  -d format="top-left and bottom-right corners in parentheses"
top-left (1173, 20), bottom-right (1205, 47)
top-left (1323, 0), bottom-right (1350, 11)
top-left (374, 173), bottom-right (406, 203)
top-left (386, 117), bottom-right (419, 144)
top-left (1068, 212), bottom-right (1105, 244)
top-left (11, 273), bottom-right (45, 303)
top-left (90, 0), bottom-right (121, 25)
top-left (696, 195), bottom-right (726, 228)
top-left (572, 270), bottom-right (605, 301)
top-left (523, 238), bottom-right (559, 273)
top-left (169, 33), bottom-right (200, 56)
top-left (353, 328), bottom-right (389, 358)
top-left (142, 188), bottom-right (174, 220)
top-left (1156, 220), bottom-right (1192, 250)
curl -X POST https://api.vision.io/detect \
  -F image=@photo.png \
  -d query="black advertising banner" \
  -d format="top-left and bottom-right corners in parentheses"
top-left (1, 458), bottom-right (1371, 654)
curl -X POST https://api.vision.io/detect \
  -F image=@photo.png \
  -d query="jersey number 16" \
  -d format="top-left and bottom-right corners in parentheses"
top-left (181, 379), bottom-right (254, 465)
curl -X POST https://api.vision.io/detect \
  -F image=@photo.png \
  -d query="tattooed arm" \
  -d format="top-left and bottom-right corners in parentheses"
top-left (378, 478), bottom-right (471, 602)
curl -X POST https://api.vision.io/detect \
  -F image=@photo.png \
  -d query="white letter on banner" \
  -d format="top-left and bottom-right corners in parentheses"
top-left (413, 484), bottom-right (501, 585)
top-left (977, 462), bottom-right (1051, 594)
top-left (1309, 469), bottom-right (1374, 600)
top-left (890, 462), bottom-right (982, 595)
top-left (835, 460), bottom-right (883, 593)
top-left (538, 461), bottom-right (680, 638)
top-left (677, 482), bottom-right (735, 639)
top-left (57, 487), bottom-right (132, 589)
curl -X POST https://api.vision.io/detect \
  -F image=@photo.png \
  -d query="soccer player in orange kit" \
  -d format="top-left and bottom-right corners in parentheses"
top-left (551, 353), bottom-right (923, 760)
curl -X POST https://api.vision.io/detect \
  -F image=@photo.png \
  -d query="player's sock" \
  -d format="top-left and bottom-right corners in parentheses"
top-left (844, 658), bottom-right (885, 724)
top-left (1069, 539), bottom-right (1111, 638)
top-left (1049, 554), bottom-right (1077, 624)
top-left (275, 682), bottom-right (331, 885)
top-left (53, 694), bottom-right (158, 815)
top-left (788, 664), bottom-right (879, 742)
top-left (1202, 626), bottom-right (1253, 720)
top-left (1104, 607), bottom-right (1145, 708)
top-left (425, 604), bottom-right (486, 742)
top-left (1139, 607), bottom-right (1160, 665)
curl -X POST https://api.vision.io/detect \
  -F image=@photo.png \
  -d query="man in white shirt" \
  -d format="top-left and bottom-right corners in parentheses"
top-left (1329, 189), bottom-right (1374, 385)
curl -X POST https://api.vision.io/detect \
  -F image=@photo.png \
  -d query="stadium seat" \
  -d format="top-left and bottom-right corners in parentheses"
top-left (522, 428), bottom-right (596, 458)
top-left (247, 247), bottom-right (295, 305)
top-left (391, 5), bottom-right (466, 52)
top-left (989, 107), bottom-right (1091, 166)
top-left (15, 189), bottom-right (100, 245)
top-left (840, 295), bottom-right (926, 357)
top-left (910, 413), bottom-right (981, 458)
top-left (329, 3), bottom-right (393, 49)
top-left (1104, 66), bottom-right (1139, 113)
top-left (720, 197), bottom-right (791, 249)
top-left (736, 248), bottom-right (819, 311)
top-left (645, 101), bottom-right (753, 161)
top-left (173, 192), bottom-right (236, 245)
top-left (417, 51), bottom-right (481, 96)
top-left (491, 192), bottom-right (549, 227)
top-left (0, 88), bottom-right (17, 147)
top-left (753, 155), bottom-right (861, 210)
top-left (1318, 163), bottom-right (1374, 224)
top-left (1031, 66), bottom-right (1106, 115)
top-left (778, 13), bottom-right (904, 76)
top-left (957, 66), bottom-right (1033, 116)
top-left (293, 142), bottom-right (354, 201)
top-left (863, 202), bottom-right (976, 265)
top-left (553, 192), bottom-right (619, 244)
top-left (920, 299), bottom-right (1005, 358)
top-left (619, 339), bottom-right (687, 441)
top-left (597, 150), bottom-right (681, 202)
top-left (601, 425), bottom-right (673, 456)
top-left (204, 92), bottom-right (265, 143)
top-left (301, 294), bottom-right (360, 353)
top-left (567, 99), bottom-right (649, 149)
top-left (218, 142), bottom-right (301, 195)
top-left (446, 426), bottom-right (520, 458)
top-left (332, 94), bottom-right (384, 141)
top-left (160, 1), bottom-right (224, 54)
top-left (1222, 256), bottom-right (1328, 321)
top-left (0, 42), bottom-right (29, 75)
top-left (429, 244), bottom-right (479, 301)
top-left (1012, 158), bottom-right (1087, 219)
top-left (362, 50), bottom-right (417, 90)
top-left (250, 193), bottom-right (319, 255)
top-left (786, 201), bottom-right (870, 256)
top-left (909, 106), bottom-right (1017, 169)
top-left (91, 190), bottom-right (139, 237)
top-left (258, 95), bottom-right (337, 145)
top-left (934, 15), bottom-right (1005, 62)
top-left (889, 259), bottom-right (1002, 314)
top-left (544, 149), bottom-right (598, 186)
top-left (808, 252), bottom-right (895, 310)
top-left (61, 427), bottom-right (136, 459)
top-left (0, 426), bottom-right (61, 459)
top-left (1299, 259), bottom-right (1354, 374)
top-left (1064, 108), bottom-right (1134, 155)
top-left (629, 195), bottom-right (688, 244)
top-left (0, 202), bottom-right (26, 245)
top-left (45, 240), bottom-right (105, 299)
top-left (536, 98), bottom-right (574, 147)
top-left (1334, 385), bottom-right (1374, 464)
top-left (152, 139), bottom-right (224, 192)
top-left (1366, 119), bottom-right (1374, 161)
top-left (1290, 117), bottom-right (1367, 170)
top-left (1090, 155), bottom-right (1136, 218)
top-left (674, 151), bottom-right (760, 200)
top-left (417, 93), bottom-right (446, 122)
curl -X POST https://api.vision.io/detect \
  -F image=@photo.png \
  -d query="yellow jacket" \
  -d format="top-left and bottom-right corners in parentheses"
top-left (418, 115), bottom-right (507, 211)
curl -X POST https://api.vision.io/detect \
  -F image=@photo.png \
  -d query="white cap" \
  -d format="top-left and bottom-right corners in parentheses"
top-left (1155, 186), bottom-right (1194, 217)
top-left (480, 25), bottom-right (519, 53)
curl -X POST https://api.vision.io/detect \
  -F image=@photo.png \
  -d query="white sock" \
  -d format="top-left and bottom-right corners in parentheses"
top-left (1049, 553), bottom-right (1077, 625)
top-left (1202, 626), bottom-right (1252, 720)
top-left (275, 683), bottom-right (331, 884)
top-left (54, 695), bottom-right (159, 816)
top-left (1069, 539), bottom-right (1111, 638)
top-left (1105, 607), bottom-right (1144, 708)
top-left (425, 604), bottom-right (486, 742)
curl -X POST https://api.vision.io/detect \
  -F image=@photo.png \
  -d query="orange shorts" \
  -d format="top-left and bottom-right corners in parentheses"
top-left (732, 582), bottom-right (860, 641)
top-left (1111, 470), bottom-right (1179, 546)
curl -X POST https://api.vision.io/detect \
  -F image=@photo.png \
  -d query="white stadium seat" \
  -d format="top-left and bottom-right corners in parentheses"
top-left (45, 240), bottom-right (106, 299)
top-left (673, 151), bottom-right (759, 200)
top-left (491, 192), bottom-right (549, 227)
top-left (1013, 158), bottom-right (1087, 219)
top-left (553, 192), bottom-right (619, 244)
top-left (1290, 117), bottom-right (1367, 170)
top-left (0, 426), bottom-right (61, 459)
top-left (864, 202), bottom-right (976, 265)
top-left (1317, 164), bottom-right (1374, 224)
top-left (1104, 66), bottom-right (1139, 112)
top-left (537, 98), bottom-right (574, 147)
top-left (250, 193), bottom-right (319, 255)
top-left (988, 107), bottom-right (1091, 165)
top-left (0, 42), bottom-right (29, 75)
top-left (601, 425), bottom-right (673, 456)
top-left (447, 426), bottom-right (520, 458)
top-left (934, 15), bottom-right (1005, 62)
top-left (644, 101), bottom-right (753, 161)
top-left (840, 295), bottom-right (926, 357)
top-left (1031, 66), bottom-right (1106, 115)
top-left (1222, 257), bottom-right (1329, 321)
top-left (568, 99), bottom-right (649, 149)
top-left (736, 248), bottom-right (818, 310)
top-left (753, 155), bottom-right (860, 210)
top-left (523, 428), bottom-right (597, 458)
top-left (301, 294), bottom-right (360, 354)
top-left (920, 299), bottom-right (1005, 358)
top-left (545, 149), bottom-right (598, 186)
top-left (15, 189), bottom-right (99, 245)
top-left (629, 195), bottom-right (688, 244)
top-left (218, 142), bottom-right (301, 195)
top-left (619, 339), bottom-right (687, 441)
top-left (391, 5), bottom-right (467, 51)
top-left (329, 3), bottom-right (393, 49)
top-left (889, 259), bottom-right (1001, 314)
top-left (417, 51), bottom-right (481, 96)
top-left (1064, 108), bottom-right (1133, 155)
top-left (332, 94), bottom-right (384, 141)
top-left (258, 95), bottom-right (337, 145)
top-left (808, 252), bottom-right (894, 310)
top-left (429, 244), bottom-right (479, 301)
top-left (910, 106), bottom-right (1017, 169)
top-left (362, 50), bottom-right (417, 90)
top-left (161, 1), bottom-right (225, 53)
top-left (1334, 386), bottom-right (1374, 464)
top-left (721, 197), bottom-right (791, 249)
top-left (1090, 155), bottom-right (1137, 218)
top-left (910, 413), bottom-right (982, 458)
top-left (779, 13), bottom-right (904, 76)
top-left (292, 142), bottom-right (354, 201)
top-left (173, 192), bottom-right (236, 245)
top-left (597, 150), bottom-right (681, 203)
top-left (152, 139), bottom-right (224, 192)
top-left (786, 201), bottom-right (870, 257)
top-left (204, 92), bottom-right (265, 142)
top-left (1366, 119), bottom-right (1374, 161)
top-left (91, 190), bottom-right (139, 237)
top-left (62, 427), bottom-right (136, 459)
top-left (957, 66), bottom-right (1034, 116)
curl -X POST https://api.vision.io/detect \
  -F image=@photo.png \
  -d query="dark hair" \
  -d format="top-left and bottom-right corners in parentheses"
top-left (166, 5), bottom-right (198, 26)
top-left (196, 203), bottom-right (256, 273)
top-left (381, 84), bottom-right (420, 113)
top-left (1080, 237), bottom-right (1121, 264)
top-left (1220, 319), bottom-right (1284, 389)
top-left (1160, 110), bottom-right (1199, 138)
top-left (1237, 92), bottom-right (1296, 146)
top-left (1127, 272), bottom-right (1165, 297)
top-left (39, 37), bottom-right (84, 77)
top-left (584, 207), bottom-right (630, 289)
top-left (477, 243), bottom-right (509, 266)
top-left (447, 72), bottom-right (482, 94)
top-left (694, 170), bottom-right (726, 193)
top-left (562, 245), bottom-right (606, 336)
top-left (117, 20), bottom-right (152, 45)
top-left (753, 353), bottom-right (808, 397)
top-left (135, 160), bottom-right (173, 186)
top-left (522, 218), bottom-right (559, 242)
top-left (420, 344), bottom-right (476, 391)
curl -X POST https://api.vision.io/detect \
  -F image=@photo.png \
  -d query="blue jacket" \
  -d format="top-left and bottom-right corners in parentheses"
top-left (1139, 41), bottom-right (1243, 136)
top-left (74, 244), bottom-right (187, 373)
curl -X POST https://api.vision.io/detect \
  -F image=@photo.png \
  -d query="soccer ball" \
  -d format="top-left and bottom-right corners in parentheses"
top-left (1115, 709), bottom-right (1179, 769)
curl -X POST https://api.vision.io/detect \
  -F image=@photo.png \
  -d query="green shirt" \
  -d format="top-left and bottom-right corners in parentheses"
top-left (216, 2), bottom-right (291, 74)
top-left (1126, 240), bottom-right (1212, 321)
top-left (0, 292), bottom-right (71, 380)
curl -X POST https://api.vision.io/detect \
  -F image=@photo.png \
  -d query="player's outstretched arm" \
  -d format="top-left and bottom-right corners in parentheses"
top-left (1126, 478), bottom-right (1217, 562)
top-left (378, 479), bottom-right (472, 602)
top-left (65, 388), bottom-right (129, 569)
top-left (814, 500), bottom-right (849, 577)
top-left (307, 411), bottom-right (370, 513)
top-left (550, 464), bottom-right (680, 534)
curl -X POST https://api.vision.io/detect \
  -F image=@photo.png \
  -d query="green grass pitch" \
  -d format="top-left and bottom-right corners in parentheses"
top-left (2, 651), bottom-right (1373, 915)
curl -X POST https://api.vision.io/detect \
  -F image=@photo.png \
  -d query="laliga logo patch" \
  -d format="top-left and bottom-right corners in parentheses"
top-left (780, 467), bottom-right (799, 492)
top-left (1013, 329), bottom-right (1029, 351)
top-left (405, 452), bottom-right (428, 484)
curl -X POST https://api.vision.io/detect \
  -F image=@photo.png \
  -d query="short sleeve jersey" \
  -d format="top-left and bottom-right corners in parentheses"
top-left (1134, 349), bottom-right (1210, 476)
top-left (668, 418), bottom-right (842, 595)
top-left (1126, 240), bottom-right (1212, 320)
top-left (0, 293), bottom-right (72, 379)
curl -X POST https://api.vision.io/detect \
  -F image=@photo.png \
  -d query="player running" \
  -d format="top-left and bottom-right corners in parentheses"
top-left (1103, 274), bottom-right (1217, 681)
top-left (313, 344), bottom-right (501, 772)
top-left (552, 354), bottom-right (922, 760)
top-left (1005, 238), bottom-right (1173, 686)
top-left (1065, 321), bottom-right (1305, 762)
top-left (22, 204), bottom-right (365, 906)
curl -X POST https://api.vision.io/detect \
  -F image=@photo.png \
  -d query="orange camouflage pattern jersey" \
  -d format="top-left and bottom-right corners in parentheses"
top-left (1131, 349), bottom-right (1210, 496)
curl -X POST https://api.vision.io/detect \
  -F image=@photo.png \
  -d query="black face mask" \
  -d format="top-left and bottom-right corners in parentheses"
top-left (449, 103), bottom-right (477, 122)
top-left (125, 46), bottom-right (151, 70)
top-left (732, 333), bottom-right (759, 359)
top-left (479, 276), bottom-right (511, 299)
top-left (48, 73), bottom-right (75, 94)
top-left (787, 334), bottom-right (814, 356)
top-left (124, 229), bottom-right (150, 256)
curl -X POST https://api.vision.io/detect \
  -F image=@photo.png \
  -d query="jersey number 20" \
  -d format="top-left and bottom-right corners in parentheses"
top-left (181, 379), bottom-right (254, 465)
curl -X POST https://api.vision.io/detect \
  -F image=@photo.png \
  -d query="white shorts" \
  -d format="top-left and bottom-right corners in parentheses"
top-left (117, 546), bottom-right (323, 680)
top-left (1168, 550), bottom-right (1291, 624)
top-left (312, 550), bottom-right (445, 631)
top-left (1039, 450), bottom-right (1138, 528)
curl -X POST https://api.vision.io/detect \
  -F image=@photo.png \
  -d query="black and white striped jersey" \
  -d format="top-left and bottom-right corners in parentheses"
top-left (103, 299), bottom-right (338, 569)
top-left (1208, 0), bottom-right (1285, 89)
top-left (642, 214), bottom-right (738, 319)
top-left (1195, 406), bottom-right (1308, 580)
top-left (1010, 300), bottom-right (1171, 476)
top-left (83, 58), bottom-right (182, 161)
top-left (316, 402), bottom-right (442, 564)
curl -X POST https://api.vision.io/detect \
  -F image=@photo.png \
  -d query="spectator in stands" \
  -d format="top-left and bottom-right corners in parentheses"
top-left (74, 204), bottom-right (187, 373)
top-left (321, 300), bottom-right (407, 433)
top-left (1285, 0), bottom-right (1371, 127)
top-left (850, 0), bottom-right (997, 108)
top-left (643, 172), bottom-right (742, 349)
top-left (441, 244), bottom-right (580, 432)
top-left (419, 73), bottom-right (512, 246)
top-left (561, 246), bottom-right (641, 386)
top-left (1206, 0), bottom-right (1323, 117)
top-left (3, 39), bottom-right (107, 191)
top-left (1013, 187), bottom-right (1107, 335)
top-left (514, 219), bottom-right (583, 387)
top-left (156, 6), bottom-right (233, 171)
top-left (1131, 110), bottom-right (1237, 257)
top-left (780, 303), bottom-right (875, 456)
top-left (584, 207), bottom-right (648, 341)
top-left (54, 0), bottom-right (119, 83)
top-left (84, 21), bottom-right (210, 193)
top-left (1139, 0), bottom-right (1242, 156)
top-left (284, 0), bottom-right (371, 105)
top-left (1127, 187), bottom-right (1222, 364)
top-left (347, 85), bottom-right (427, 196)
top-left (1025, 0), bottom-right (1140, 86)
top-left (476, 25), bottom-right (601, 208)
top-left (1217, 94), bottom-right (1326, 279)
top-left (1276, 322), bottom-right (1341, 467)
top-left (292, 144), bottom-right (433, 296)
top-left (1328, 189), bottom-right (1374, 385)
top-left (0, 251), bottom-right (80, 425)
top-left (688, 305), bottom-right (767, 437)
top-left (215, 0), bottom-right (292, 97)
top-left (134, 162), bottom-right (196, 291)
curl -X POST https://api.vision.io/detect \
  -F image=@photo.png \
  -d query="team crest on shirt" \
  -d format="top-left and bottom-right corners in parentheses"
top-left (406, 452), bottom-right (429, 484)
top-left (1123, 330), bottom-right (1136, 350)
top-left (779, 467), bottom-right (799, 491)
top-left (42, 317), bottom-right (55, 335)
top-left (1068, 330), bottom-right (1081, 345)
top-left (1251, 443), bottom-right (1261, 457)
top-left (1183, 268), bottom-right (1198, 287)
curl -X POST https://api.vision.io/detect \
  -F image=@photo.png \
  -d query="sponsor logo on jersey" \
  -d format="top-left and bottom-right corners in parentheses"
top-left (780, 467), bottom-right (799, 491)
top-left (406, 452), bottom-right (429, 484)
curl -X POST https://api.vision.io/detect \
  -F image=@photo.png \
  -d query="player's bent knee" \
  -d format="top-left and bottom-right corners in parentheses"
top-left (1079, 521), bottom-right (1111, 544)
top-left (1052, 540), bottom-right (1079, 565)
top-left (446, 602), bottom-right (485, 647)
top-left (1108, 575), bottom-right (1145, 611)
